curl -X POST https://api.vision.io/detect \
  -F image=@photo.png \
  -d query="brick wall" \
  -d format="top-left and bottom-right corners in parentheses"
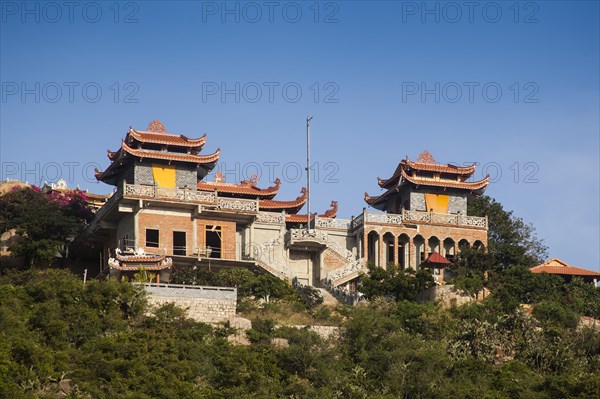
top-left (196, 218), bottom-right (236, 260)
top-left (138, 210), bottom-right (194, 255)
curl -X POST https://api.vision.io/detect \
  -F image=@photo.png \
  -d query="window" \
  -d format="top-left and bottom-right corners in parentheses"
top-left (173, 231), bottom-right (186, 256)
top-left (146, 229), bottom-right (159, 248)
top-left (205, 225), bottom-right (222, 258)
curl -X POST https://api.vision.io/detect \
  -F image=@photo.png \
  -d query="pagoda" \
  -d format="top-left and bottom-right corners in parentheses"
top-left (95, 119), bottom-right (220, 188)
top-left (349, 151), bottom-right (490, 279)
top-left (365, 150), bottom-right (489, 214)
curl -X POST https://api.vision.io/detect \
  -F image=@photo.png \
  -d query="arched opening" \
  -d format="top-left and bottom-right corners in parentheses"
top-left (473, 240), bottom-right (485, 251)
top-left (458, 239), bottom-right (470, 253)
top-left (367, 231), bottom-right (380, 266)
top-left (398, 233), bottom-right (410, 270)
top-left (383, 232), bottom-right (395, 266)
top-left (443, 237), bottom-right (456, 263)
top-left (413, 235), bottom-right (425, 269)
top-left (428, 236), bottom-right (440, 257)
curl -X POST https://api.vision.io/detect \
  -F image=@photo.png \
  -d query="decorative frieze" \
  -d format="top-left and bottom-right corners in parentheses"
top-left (316, 218), bottom-right (351, 230)
top-left (351, 210), bottom-right (487, 229)
top-left (217, 197), bottom-right (258, 212)
top-left (256, 212), bottom-right (285, 224)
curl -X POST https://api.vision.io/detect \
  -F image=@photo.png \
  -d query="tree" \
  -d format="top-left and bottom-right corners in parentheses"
top-left (468, 195), bottom-right (547, 269)
top-left (251, 273), bottom-right (293, 303)
top-left (449, 247), bottom-right (495, 298)
top-left (359, 263), bottom-right (435, 301)
top-left (0, 187), bottom-right (81, 268)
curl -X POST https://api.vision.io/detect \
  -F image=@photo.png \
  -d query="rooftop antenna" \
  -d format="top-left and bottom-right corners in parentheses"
top-left (306, 116), bottom-right (313, 232)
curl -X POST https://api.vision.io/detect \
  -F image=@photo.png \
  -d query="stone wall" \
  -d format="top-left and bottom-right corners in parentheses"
top-left (134, 163), bottom-right (154, 185)
top-left (141, 284), bottom-right (237, 323)
top-left (417, 284), bottom-right (489, 307)
top-left (176, 165), bottom-right (197, 188)
top-left (448, 193), bottom-right (467, 214)
top-left (410, 191), bottom-right (426, 211)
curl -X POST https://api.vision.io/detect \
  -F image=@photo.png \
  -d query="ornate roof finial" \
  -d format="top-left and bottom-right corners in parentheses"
top-left (147, 119), bottom-right (167, 133)
top-left (249, 174), bottom-right (259, 185)
top-left (416, 150), bottom-right (436, 164)
top-left (214, 171), bottom-right (225, 183)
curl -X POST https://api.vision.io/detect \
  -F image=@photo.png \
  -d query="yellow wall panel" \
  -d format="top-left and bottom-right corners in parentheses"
top-left (152, 164), bottom-right (176, 188)
top-left (424, 193), bottom-right (449, 213)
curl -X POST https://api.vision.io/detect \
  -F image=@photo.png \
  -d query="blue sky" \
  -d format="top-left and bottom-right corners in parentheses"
top-left (1, 1), bottom-right (598, 270)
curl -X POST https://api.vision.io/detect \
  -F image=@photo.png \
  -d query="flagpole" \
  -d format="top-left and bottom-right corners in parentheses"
top-left (306, 116), bottom-right (313, 231)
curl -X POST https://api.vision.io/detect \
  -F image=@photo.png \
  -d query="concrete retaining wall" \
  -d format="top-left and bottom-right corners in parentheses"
top-left (138, 283), bottom-right (237, 323)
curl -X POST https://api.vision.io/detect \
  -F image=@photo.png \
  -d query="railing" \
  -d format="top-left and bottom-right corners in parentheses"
top-left (321, 280), bottom-right (365, 305)
top-left (286, 229), bottom-right (328, 246)
top-left (134, 282), bottom-right (237, 300)
top-left (217, 197), bottom-right (258, 212)
top-left (352, 210), bottom-right (487, 229)
top-left (366, 212), bottom-right (403, 225)
top-left (316, 218), bottom-right (351, 230)
top-left (248, 239), bottom-right (292, 278)
top-left (256, 212), bottom-right (285, 224)
top-left (123, 183), bottom-right (259, 213)
top-left (326, 259), bottom-right (367, 286)
top-left (124, 183), bottom-right (217, 203)
top-left (350, 213), bottom-right (364, 230)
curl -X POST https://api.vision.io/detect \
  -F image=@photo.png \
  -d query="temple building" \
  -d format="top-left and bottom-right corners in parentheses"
top-left (75, 120), bottom-right (490, 292)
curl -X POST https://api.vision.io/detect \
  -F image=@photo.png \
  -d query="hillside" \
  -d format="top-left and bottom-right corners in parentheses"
top-left (1, 268), bottom-right (599, 399)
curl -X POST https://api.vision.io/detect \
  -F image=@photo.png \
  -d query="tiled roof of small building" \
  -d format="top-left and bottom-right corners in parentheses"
top-left (531, 258), bottom-right (600, 277)
top-left (109, 252), bottom-right (173, 271)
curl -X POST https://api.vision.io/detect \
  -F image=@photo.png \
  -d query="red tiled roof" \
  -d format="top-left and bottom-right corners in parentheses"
top-left (421, 251), bottom-right (452, 266)
top-left (96, 142), bottom-right (220, 183)
top-left (400, 169), bottom-right (489, 191)
top-left (378, 156), bottom-right (476, 189)
top-left (121, 141), bottom-right (220, 164)
top-left (127, 129), bottom-right (207, 149)
top-left (259, 188), bottom-right (307, 213)
top-left (366, 170), bottom-right (489, 207)
top-left (285, 200), bottom-right (338, 223)
top-left (405, 159), bottom-right (476, 175)
top-left (197, 178), bottom-right (280, 199)
top-left (531, 258), bottom-right (600, 277)
top-left (110, 253), bottom-right (172, 271)
top-left (116, 253), bottom-right (165, 263)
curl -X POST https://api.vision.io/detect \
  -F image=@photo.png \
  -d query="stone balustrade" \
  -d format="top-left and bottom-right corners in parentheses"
top-left (256, 212), bottom-right (285, 224)
top-left (351, 210), bottom-right (487, 229)
top-left (286, 229), bottom-right (328, 246)
top-left (123, 183), bottom-right (258, 212)
top-left (315, 217), bottom-right (351, 230)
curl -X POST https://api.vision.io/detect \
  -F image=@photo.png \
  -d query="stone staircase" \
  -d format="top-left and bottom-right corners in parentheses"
top-left (323, 243), bottom-right (366, 287)
top-left (248, 235), bottom-right (366, 289)
top-left (317, 288), bottom-right (339, 306)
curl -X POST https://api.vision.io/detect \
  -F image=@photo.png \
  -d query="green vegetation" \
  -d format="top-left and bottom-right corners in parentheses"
top-left (170, 267), bottom-right (323, 309)
top-left (0, 186), bottom-right (92, 268)
top-left (359, 262), bottom-right (435, 301)
top-left (1, 268), bottom-right (599, 398)
top-left (1, 187), bottom-right (598, 397)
